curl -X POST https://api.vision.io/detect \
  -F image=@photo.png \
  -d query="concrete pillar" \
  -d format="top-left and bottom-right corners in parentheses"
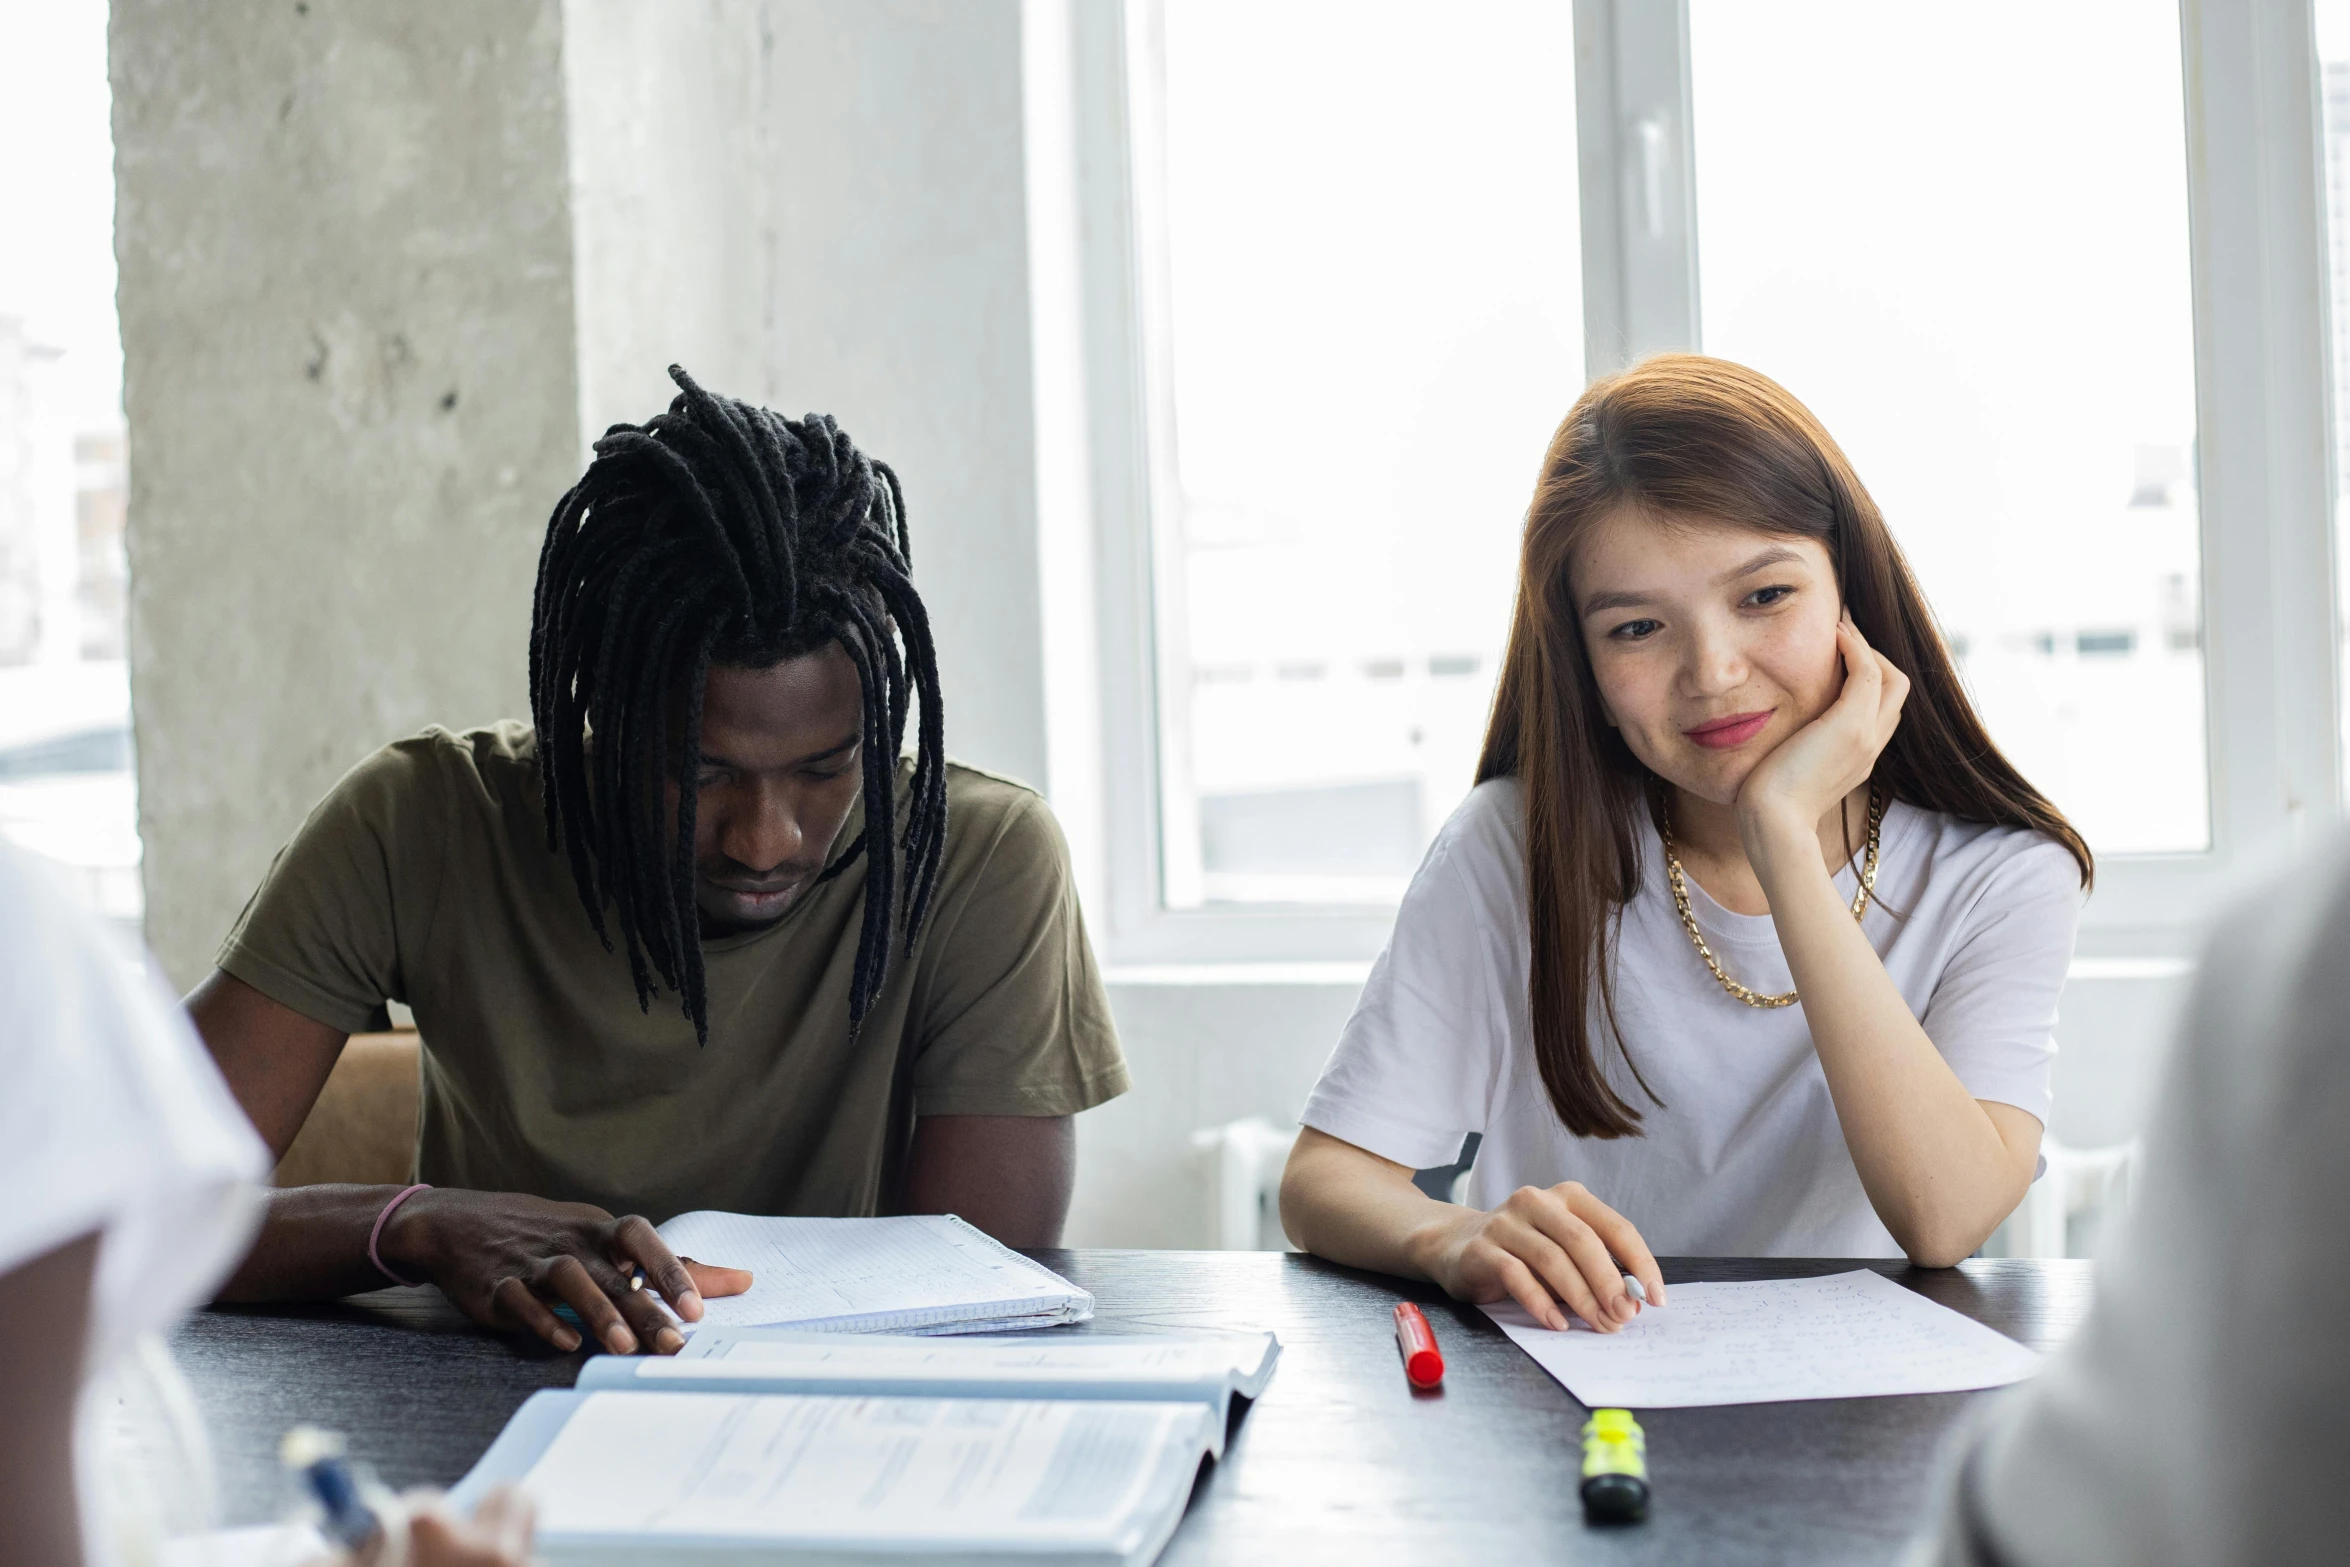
top-left (112, 0), bottom-right (584, 986)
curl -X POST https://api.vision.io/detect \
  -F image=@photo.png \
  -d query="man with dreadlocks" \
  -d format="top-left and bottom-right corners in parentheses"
top-left (181, 369), bottom-right (1129, 1358)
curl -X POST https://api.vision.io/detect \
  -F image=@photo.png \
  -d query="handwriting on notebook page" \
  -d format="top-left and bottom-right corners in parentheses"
top-left (1482, 1269), bottom-right (2040, 1408)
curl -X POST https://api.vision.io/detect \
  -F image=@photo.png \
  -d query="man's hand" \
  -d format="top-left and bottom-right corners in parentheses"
top-left (379, 1189), bottom-right (752, 1354)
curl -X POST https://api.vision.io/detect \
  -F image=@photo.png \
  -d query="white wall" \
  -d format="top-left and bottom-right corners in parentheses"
top-left (1070, 978), bottom-right (1360, 1248)
top-left (567, 0), bottom-right (1053, 794)
top-left (759, 0), bottom-right (1051, 793)
top-left (563, 0), bottom-right (778, 436)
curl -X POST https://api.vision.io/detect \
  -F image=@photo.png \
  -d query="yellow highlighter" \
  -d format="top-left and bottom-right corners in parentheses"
top-left (1580, 1407), bottom-right (1650, 1523)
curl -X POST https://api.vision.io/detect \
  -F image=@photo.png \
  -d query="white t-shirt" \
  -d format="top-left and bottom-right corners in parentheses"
top-left (1300, 779), bottom-right (2084, 1257)
top-left (0, 840), bottom-right (267, 1370)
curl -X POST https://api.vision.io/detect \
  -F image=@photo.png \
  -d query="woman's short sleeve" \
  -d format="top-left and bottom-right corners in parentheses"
top-left (1298, 785), bottom-right (1521, 1171)
top-left (1918, 835), bottom-right (2086, 1127)
top-left (0, 844), bottom-right (268, 1370)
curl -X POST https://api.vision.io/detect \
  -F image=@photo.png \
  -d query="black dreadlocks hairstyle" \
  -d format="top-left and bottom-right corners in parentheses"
top-left (528, 365), bottom-right (947, 1045)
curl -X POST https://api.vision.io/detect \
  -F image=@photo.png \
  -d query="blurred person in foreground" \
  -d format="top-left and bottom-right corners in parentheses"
top-left (0, 838), bottom-right (534, 1567)
top-left (1915, 839), bottom-right (2350, 1563)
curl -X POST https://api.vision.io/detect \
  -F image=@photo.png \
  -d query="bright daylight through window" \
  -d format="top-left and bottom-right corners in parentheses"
top-left (1135, 0), bottom-right (1581, 907)
top-left (0, 0), bottom-right (138, 932)
top-left (1689, 1), bottom-right (2207, 856)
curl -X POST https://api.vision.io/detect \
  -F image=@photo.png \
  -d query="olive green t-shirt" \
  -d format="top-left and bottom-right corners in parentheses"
top-left (219, 723), bottom-right (1129, 1222)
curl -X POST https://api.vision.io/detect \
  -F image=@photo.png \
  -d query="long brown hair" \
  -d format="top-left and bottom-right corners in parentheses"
top-left (1477, 355), bottom-right (2093, 1139)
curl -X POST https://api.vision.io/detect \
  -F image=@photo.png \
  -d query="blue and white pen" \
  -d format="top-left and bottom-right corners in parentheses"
top-left (280, 1425), bottom-right (380, 1552)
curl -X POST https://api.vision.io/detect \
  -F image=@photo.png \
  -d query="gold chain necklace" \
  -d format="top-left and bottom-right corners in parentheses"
top-left (1660, 785), bottom-right (1886, 1009)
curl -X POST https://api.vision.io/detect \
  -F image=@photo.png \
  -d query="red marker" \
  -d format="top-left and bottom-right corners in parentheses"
top-left (1394, 1301), bottom-right (1444, 1388)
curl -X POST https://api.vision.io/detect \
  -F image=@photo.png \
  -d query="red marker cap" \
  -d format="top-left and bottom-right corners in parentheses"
top-left (1394, 1301), bottom-right (1444, 1388)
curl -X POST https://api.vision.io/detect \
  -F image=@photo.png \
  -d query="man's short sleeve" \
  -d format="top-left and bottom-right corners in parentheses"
top-left (907, 786), bottom-right (1128, 1117)
top-left (216, 734), bottom-right (456, 1035)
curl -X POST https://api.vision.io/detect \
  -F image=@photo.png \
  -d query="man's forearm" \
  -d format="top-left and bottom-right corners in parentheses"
top-left (215, 1183), bottom-right (413, 1301)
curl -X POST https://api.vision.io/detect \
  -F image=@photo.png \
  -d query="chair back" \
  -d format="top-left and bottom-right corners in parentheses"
top-left (271, 1030), bottom-right (421, 1188)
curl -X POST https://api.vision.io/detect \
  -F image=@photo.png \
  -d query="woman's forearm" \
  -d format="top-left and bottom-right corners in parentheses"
top-left (1751, 819), bottom-right (2035, 1264)
top-left (1278, 1127), bottom-right (1456, 1276)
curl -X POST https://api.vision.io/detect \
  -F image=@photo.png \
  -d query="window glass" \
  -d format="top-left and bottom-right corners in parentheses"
top-left (1137, 0), bottom-right (1581, 906)
top-left (1688, 1), bottom-right (2207, 854)
top-left (0, 0), bottom-right (140, 930)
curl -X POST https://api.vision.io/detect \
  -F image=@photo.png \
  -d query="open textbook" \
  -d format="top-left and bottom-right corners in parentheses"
top-left (450, 1391), bottom-right (1219, 1565)
top-left (654, 1212), bottom-right (1094, 1335)
top-left (578, 1328), bottom-right (1280, 1444)
top-left (1483, 1268), bottom-right (2041, 1408)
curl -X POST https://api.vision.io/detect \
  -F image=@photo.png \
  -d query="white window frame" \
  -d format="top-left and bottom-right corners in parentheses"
top-left (1052, 0), bottom-right (2339, 970)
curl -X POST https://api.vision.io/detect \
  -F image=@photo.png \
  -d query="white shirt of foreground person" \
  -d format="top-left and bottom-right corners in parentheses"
top-left (1301, 778), bottom-right (2083, 1256)
top-left (1916, 835), bottom-right (2350, 1565)
top-left (0, 841), bottom-right (270, 1557)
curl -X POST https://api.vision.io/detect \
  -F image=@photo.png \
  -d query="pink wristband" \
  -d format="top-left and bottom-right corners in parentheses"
top-left (368, 1183), bottom-right (432, 1287)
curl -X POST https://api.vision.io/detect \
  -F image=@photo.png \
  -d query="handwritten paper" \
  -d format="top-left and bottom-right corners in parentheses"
top-left (1482, 1269), bottom-right (2041, 1408)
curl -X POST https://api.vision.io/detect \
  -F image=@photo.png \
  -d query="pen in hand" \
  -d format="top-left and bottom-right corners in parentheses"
top-left (281, 1425), bottom-right (381, 1553)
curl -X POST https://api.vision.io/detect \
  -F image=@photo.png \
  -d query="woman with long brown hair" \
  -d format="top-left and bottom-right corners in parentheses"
top-left (1279, 355), bottom-right (2091, 1332)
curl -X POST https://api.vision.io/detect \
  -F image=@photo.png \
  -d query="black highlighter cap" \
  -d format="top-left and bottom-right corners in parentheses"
top-left (1580, 1470), bottom-right (1650, 1523)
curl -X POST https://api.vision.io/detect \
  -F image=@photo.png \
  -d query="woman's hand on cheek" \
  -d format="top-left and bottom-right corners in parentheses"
top-left (1736, 615), bottom-right (1909, 845)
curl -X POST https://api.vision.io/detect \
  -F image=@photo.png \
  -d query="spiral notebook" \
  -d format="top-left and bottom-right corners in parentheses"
top-left (654, 1211), bottom-right (1094, 1335)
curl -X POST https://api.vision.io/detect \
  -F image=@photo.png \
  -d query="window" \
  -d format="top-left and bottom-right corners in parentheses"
top-left (1128, 0), bottom-right (1580, 908)
top-left (1687, 1), bottom-right (2207, 855)
top-left (0, 0), bottom-right (139, 931)
top-left (1074, 0), bottom-right (2336, 962)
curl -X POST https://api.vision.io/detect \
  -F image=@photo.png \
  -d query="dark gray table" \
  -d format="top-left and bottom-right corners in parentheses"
top-left (173, 1251), bottom-right (2092, 1564)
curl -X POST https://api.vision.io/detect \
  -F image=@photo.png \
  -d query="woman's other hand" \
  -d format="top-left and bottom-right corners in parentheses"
top-left (1409, 1181), bottom-right (1667, 1333)
top-left (1736, 613), bottom-right (1909, 843)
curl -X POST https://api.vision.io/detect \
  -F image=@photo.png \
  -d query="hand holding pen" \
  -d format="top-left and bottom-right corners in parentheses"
top-left (1409, 1180), bottom-right (1667, 1333)
top-left (283, 1427), bottom-right (537, 1567)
